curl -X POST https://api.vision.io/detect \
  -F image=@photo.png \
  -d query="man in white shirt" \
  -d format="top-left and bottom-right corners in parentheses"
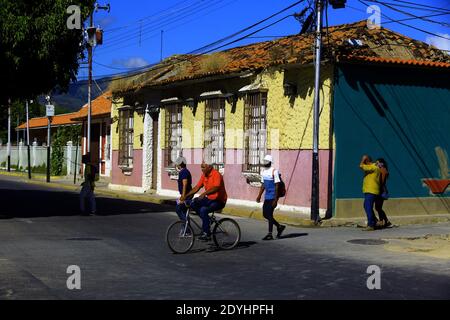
top-left (256, 154), bottom-right (286, 240)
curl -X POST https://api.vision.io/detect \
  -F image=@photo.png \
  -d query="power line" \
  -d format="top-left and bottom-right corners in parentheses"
top-left (365, 0), bottom-right (450, 14)
top-left (358, 0), bottom-right (450, 41)
top-left (97, 0), bottom-right (239, 55)
top-left (79, 0), bottom-right (308, 82)
top-left (368, 0), bottom-right (450, 28)
top-left (390, 0), bottom-right (450, 13)
top-left (103, 0), bottom-right (193, 33)
top-left (85, 0), bottom-right (307, 79)
top-left (189, 0), bottom-right (306, 54)
top-left (99, 0), bottom-right (229, 50)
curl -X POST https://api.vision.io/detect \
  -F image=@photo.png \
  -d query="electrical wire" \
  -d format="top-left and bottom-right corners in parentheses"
top-left (79, 0), bottom-right (308, 80)
top-left (98, 0), bottom-right (229, 50)
top-left (97, 0), bottom-right (240, 56)
top-left (367, 0), bottom-right (450, 28)
top-left (389, 0), bottom-right (450, 13)
top-left (364, 0), bottom-right (450, 14)
top-left (358, 0), bottom-right (450, 41)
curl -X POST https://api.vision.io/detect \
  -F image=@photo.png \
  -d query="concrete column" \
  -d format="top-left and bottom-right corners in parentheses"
top-left (32, 140), bottom-right (37, 167)
top-left (67, 141), bottom-right (73, 176)
top-left (142, 106), bottom-right (153, 191)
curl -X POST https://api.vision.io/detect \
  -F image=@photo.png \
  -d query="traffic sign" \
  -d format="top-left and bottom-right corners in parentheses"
top-left (46, 104), bottom-right (55, 117)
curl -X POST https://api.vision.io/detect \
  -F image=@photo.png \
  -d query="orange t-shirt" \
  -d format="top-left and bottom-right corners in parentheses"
top-left (195, 169), bottom-right (228, 203)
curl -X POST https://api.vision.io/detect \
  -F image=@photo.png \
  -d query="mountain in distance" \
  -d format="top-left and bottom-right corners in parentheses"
top-left (38, 77), bottom-right (112, 113)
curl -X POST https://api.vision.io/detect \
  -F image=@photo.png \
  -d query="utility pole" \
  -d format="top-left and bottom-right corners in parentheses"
top-left (86, 3), bottom-right (109, 162)
top-left (7, 99), bottom-right (11, 172)
top-left (310, 0), bottom-right (324, 224)
top-left (87, 12), bottom-right (93, 158)
top-left (26, 100), bottom-right (31, 179)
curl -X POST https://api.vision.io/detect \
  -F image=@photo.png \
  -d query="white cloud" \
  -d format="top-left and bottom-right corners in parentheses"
top-left (425, 33), bottom-right (450, 53)
top-left (112, 57), bottom-right (149, 69)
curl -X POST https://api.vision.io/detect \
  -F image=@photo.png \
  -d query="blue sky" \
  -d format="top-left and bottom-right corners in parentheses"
top-left (79, 0), bottom-right (450, 80)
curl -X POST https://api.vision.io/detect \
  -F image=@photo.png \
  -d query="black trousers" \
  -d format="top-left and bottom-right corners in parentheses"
top-left (375, 196), bottom-right (389, 222)
top-left (263, 200), bottom-right (280, 233)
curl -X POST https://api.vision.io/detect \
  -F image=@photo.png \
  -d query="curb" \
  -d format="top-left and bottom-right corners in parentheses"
top-left (2, 170), bottom-right (449, 228)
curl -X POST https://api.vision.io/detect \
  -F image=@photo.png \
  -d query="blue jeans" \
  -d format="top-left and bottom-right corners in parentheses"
top-left (364, 193), bottom-right (377, 227)
top-left (190, 198), bottom-right (226, 235)
top-left (176, 202), bottom-right (188, 221)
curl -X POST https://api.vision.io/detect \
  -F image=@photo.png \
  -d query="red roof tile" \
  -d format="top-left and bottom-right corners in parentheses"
top-left (17, 112), bottom-right (81, 130)
top-left (339, 56), bottom-right (450, 68)
top-left (111, 20), bottom-right (449, 93)
top-left (71, 92), bottom-right (112, 120)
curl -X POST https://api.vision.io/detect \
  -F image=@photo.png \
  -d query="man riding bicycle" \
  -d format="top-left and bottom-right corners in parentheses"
top-left (180, 161), bottom-right (227, 241)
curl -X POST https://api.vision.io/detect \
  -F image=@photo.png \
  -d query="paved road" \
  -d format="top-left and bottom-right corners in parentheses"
top-left (0, 175), bottom-right (449, 300)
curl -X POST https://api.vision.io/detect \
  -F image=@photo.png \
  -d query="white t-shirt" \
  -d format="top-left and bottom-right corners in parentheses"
top-left (260, 167), bottom-right (280, 200)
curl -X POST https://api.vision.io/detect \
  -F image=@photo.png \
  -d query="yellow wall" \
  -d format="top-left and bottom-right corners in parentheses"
top-left (182, 102), bottom-right (205, 149)
top-left (265, 66), bottom-right (333, 150)
top-left (111, 98), bottom-right (122, 151)
top-left (133, 111), bottom-right (144, 150)
top-left (159, 108), bottom-right (165, 149)
top-left (144, 65), bottom-right (334, 152)
top-left (225, 98), bottom-right (244, 149)
top-left (111, 97), bottom-right (143, 151)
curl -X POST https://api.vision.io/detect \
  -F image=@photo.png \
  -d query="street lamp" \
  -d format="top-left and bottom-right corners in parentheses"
top-left (45, 95), bottom-right (54, 183)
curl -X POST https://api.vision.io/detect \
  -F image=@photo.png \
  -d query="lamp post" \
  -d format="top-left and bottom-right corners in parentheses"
top-left (26, 100), bottom-right (32, 179)
top-left (7, 98), bottom-right (11, 172)
top-left (45, 96), bottom-right (54, 183)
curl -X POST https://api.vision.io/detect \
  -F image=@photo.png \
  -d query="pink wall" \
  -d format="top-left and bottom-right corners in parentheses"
top-left (160, 148), bottom-right (334, 209)
top-left (111, 150), bottom-right (143, 187)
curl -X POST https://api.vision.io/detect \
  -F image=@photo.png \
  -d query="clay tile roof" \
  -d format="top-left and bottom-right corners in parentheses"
top-left (71, 91), bottom-right (112, 120)
top-left (111, 20), bottom-right (450, 93)
top-left (16, 112), bottom-right (81, 130)
top-left (338, 55), bottom-right (450, 68)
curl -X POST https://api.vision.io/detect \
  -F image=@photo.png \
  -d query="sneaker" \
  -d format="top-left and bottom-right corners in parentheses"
top-left (276, 225), bottom-right (286, 238)
top-left (262, 233), bottom-right (274, 240)
top-left (362, 226), bottom-right (375, 231)
top-left (199, 233), bottom-right (211, 241)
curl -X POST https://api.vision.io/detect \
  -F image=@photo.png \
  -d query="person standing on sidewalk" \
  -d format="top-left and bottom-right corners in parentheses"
top-left (256, 155), bottom-right (286, 240)
top-left (359, 154), bottom-right (381, 231)
top-left (175, 156), bottom-right (192, 221)
top-left (375, 158), bottom-right (392, 228)
top-left (80, 153), bottom-right (98, 216)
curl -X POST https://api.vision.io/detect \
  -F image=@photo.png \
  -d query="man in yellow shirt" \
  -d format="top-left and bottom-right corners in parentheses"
top-left (359, 155), bottom-right (381, 230)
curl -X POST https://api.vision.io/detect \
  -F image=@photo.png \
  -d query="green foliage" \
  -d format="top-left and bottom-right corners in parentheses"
top-left (51, 125), bottom-right (81, 175)
top-left (0, 0), bottom-right (95, 104)
top-left (31, 164), bottom-right (47, 174)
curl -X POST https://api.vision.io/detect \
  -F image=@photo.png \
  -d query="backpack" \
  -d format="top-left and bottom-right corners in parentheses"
top-left (272, 169), bottom-right (286, 198)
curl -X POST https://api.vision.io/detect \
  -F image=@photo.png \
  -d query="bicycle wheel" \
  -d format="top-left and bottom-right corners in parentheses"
top-left (166, 221), bottom-right (195, 254)
top-left (213, 218), bottom-right (241, 250)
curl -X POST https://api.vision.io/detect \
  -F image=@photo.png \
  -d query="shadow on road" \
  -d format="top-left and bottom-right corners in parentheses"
top-left (278, 233), bottom-right (309, 239)
top-left (0, 188), bottom-right (172, 218)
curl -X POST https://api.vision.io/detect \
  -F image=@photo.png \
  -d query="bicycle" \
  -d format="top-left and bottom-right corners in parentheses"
top-left (166, 199), bottom-right (241, 254)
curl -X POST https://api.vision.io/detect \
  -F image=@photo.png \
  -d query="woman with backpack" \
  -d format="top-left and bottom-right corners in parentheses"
top-left (256, 154), bottom-right (286, 240)
top-left (375, 158), bottom-right (392, 228)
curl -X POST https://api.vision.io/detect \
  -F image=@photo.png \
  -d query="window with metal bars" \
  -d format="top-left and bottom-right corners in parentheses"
top-left (204, 98), bottom-right (225, 170)
top-left (243, 92), bottom-right (267, 173)
top-left (164, 104), bottom-right (183, 167)
top-left (118, 109), bottom-right (134, 168)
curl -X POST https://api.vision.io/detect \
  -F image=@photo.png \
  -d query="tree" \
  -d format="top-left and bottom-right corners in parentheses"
top-left (0, 0), bottom-right (95, 105)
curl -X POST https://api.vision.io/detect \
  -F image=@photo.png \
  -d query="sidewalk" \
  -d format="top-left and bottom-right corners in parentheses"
top-left (1, 170), bottom-right (449, 228)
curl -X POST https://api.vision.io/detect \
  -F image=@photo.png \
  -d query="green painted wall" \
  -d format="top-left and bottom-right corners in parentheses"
top-left (333, 64), bottom-right (450, 200)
